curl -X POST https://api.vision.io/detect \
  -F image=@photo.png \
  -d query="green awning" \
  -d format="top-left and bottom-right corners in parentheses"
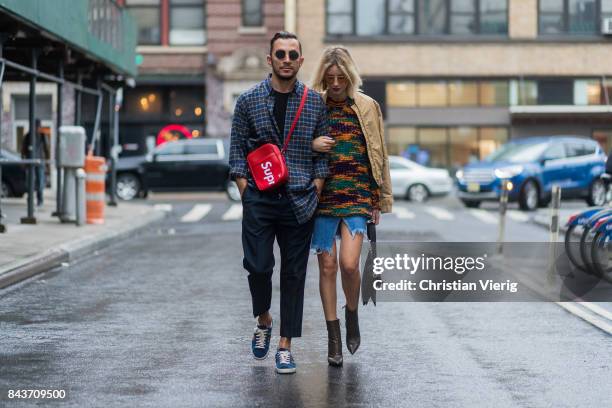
top-left (0, 0), bottom-right (137, 77)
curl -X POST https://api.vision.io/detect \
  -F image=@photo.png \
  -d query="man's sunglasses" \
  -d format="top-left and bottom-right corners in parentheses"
top-left (274, 50), bottom-right (300, 61)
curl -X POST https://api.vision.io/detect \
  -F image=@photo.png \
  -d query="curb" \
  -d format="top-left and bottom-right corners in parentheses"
top-left (0, 209), bottom-right (166, 290)
top-left (532, 214), bottom-right (569, 234)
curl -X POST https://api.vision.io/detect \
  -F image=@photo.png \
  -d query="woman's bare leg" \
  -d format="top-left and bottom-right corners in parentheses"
top-left (318, 240), bottom-right (339, 321)
top-left (338, 222), bottom-right (364, 311)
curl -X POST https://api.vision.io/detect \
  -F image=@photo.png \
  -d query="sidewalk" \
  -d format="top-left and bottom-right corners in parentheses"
top-left (0, 190), bottom-right (166, 289)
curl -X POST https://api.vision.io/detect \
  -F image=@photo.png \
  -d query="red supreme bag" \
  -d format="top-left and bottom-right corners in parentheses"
top-left (247, 86), bottom-right (308, 191)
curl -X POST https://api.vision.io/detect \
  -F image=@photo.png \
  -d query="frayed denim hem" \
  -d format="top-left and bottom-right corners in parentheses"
top-left (347, 227), bottom-right (367, 239)
top-left (310, 223), bottom-right (367, 256)
top-left (311, 215), bottom-right (368, 257)
top-left (310, 246), bottom-right (334, 256)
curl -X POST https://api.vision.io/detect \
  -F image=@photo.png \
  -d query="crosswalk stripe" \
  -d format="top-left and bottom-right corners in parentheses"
top-left (222, 204), bottom-right (243, 221)
top-left (424, 206), bottom-right (454, 221)
top-left (469, 209), bottom-right (498, 225)
top-left (180, 204), bottom-right (212, 223)
top-left (507, 210), bottom-right (530, 222)
top-left (393, 206), bottom-right (415, 219)
top-left (153, 204), bottom-right (173, 212)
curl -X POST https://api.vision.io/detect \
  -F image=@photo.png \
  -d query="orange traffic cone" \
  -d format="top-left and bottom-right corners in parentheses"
top-left (84, 153), bottom-right (107, 224)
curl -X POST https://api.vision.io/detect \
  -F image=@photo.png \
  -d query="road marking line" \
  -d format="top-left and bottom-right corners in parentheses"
top-left (503, 259), bottom-right (612, 335)
top-left (507, 210), bottom-right (530, 222)
top-left (469, 209), bottom-right (498, 224)
top-left (392, 207), bottom-right (415, 219)
top-left (153, 204), bottom-right (173, 212)
top-left (578, 301), bottom-right (612, 321)
top-left (222, 204), bottom-right (243, 221)
top-left (180, 204), bottom-right (212, 223)
top-left (424, 206), bottom-right (454, 221)
top-left (556, 302), bottom-right (612, 335)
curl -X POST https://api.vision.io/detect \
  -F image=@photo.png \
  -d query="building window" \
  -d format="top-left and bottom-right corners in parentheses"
top-left (451, 0), bottom-right (477, 34)
top-left (449, 81), bottom-right (479, 106)
top-left (242, 0), bottom-right (263, 27)
top-left (387, 82), bottom-right (417, 107)
top-left (327, 0), bottom-right (353, 34)
top-left (387, 80), bottom-right (510, 108)
top-left (417, 82), bottom-right (448, 106)
top-left (357, 0), bottom-right (386, 35)
top-left (479, 81), bottom-right (509, 106)
top-left (170, 0), bottom-right (206, 45)
top-left (418, 0), bottom-right (447, 35)
top-left (510, 78), bottom-right (612, 105)
top-left (388, 0), bottom-right (415, 34)
top-left (539, 0), bottom-right (607, 35)
top-left (326, 0), bottom-right (508, 36)
top-left (573, 79), bottom-right (603, 104)
top-left (125, 0), bottom-right (161, 45)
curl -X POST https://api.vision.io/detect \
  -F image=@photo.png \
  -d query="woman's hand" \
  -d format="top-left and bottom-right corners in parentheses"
top-left (370, 209), bottom-right (380, 225)
top-left (312, 136), bottom-right (335, 153)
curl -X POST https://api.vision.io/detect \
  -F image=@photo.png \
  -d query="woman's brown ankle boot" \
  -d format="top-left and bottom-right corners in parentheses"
top-left (326, 319), bottom-right (343, 366)
top-left (345, 306), bottom-right (360, 355)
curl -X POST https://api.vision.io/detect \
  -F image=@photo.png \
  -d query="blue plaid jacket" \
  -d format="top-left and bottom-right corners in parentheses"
top-left (229, 76), bottom-right (329, 224)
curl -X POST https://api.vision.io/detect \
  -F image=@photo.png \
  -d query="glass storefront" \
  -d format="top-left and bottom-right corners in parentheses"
top-left (387, 126), bottom-right (509, 170)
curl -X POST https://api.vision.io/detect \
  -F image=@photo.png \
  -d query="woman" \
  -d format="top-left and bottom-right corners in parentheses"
top-left (310, 46), bottom-right (392, 366)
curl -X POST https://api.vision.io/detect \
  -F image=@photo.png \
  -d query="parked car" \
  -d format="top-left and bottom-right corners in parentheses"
top-left (113, 153), bottom-right (148, 201)
top-left (455, 136), bottom-right (607, 211)
top-left (0, 149), bottom-right (27, 198)
top-left (140, 138), bottom-right (240, 201)
top-left (389, 155), bottom-right (453, 202)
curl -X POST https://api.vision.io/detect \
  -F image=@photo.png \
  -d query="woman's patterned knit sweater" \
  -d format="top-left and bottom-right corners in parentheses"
top-left (317, 97), bottom-right (380, 217)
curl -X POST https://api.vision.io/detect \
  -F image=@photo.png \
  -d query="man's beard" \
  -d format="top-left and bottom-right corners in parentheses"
top-left (272, 64), bottom-right (297, 81)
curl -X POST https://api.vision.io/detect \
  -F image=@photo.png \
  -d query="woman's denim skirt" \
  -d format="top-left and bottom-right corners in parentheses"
top-left (310, 215), bottom-right (368, 255)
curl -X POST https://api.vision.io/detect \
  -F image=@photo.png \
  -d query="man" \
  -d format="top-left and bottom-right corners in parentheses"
top-left (229, 32), bottom-right (329, 374)
top-left (21, 119), bottom-right (49, 206)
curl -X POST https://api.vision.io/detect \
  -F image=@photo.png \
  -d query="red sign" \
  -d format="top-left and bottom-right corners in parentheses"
top-left (156, 124), bottom-right (192, 146)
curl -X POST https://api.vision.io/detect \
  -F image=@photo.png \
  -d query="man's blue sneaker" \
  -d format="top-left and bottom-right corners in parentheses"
top-left (251, 321), bottom-right (272, 360)
top-left (275, 348), bottom-right (296, 374)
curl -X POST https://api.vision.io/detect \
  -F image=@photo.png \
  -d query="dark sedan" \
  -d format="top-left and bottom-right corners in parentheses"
top-left (0, 149), bottom-right (27, 198)
top-left (139, 138), bottom-right (239, 201)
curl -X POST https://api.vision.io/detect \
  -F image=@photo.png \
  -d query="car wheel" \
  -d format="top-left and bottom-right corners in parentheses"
top-left (461, 199), bottom-right (481, 208)
top-left (407, 184), bottom-right (429, 203)
top-left (1, 180), bottom-right (13, 198)
top-left (518, 180), bottom-right (538, 211)
top-left (226, 181), bottom-right (241, 202)
top-left (586, 179), bottom-right (606, 207)
top-left (116, 173), bottom-right (141, 201)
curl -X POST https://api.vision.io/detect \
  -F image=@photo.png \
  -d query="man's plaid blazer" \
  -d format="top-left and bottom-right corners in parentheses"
top-left (229, 75), bottom-right (329, 224)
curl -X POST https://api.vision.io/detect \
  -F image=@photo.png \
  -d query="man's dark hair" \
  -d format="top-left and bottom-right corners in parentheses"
top-left (269, 31), bottom-right (302, 55)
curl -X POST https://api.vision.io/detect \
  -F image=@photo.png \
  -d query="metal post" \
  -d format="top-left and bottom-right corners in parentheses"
top-left (548, 185), bottom-right (562, 283)
top-left (90, 78), bottom-right (103, 155)
top-left (75, 71), bottom-right (82, 126)
top-left (497, 179), bottom-right (510, 254)
top-left (53, 59), bottom-right (64, 217)
top-left (108, 88), bottom-right (117, 206)
top-left (21, 49), bottom-right (38, 224)
top-left (0, 39), bottom-right (5, 233)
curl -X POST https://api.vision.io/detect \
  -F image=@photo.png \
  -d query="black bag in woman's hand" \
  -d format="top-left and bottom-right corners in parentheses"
top-left (361, 222), bottom-right (380, 306)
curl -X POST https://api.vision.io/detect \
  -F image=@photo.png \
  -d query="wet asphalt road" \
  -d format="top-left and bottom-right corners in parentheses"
top-left (1, 194), bottom-right (611, 407)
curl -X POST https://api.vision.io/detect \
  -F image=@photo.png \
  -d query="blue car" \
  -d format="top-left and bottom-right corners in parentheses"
top-left (456, 137), bottom-right (607, 211)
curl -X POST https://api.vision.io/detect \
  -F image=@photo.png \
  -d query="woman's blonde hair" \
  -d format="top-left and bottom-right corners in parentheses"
top-left (310, 46), bottom-right (362, 99)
